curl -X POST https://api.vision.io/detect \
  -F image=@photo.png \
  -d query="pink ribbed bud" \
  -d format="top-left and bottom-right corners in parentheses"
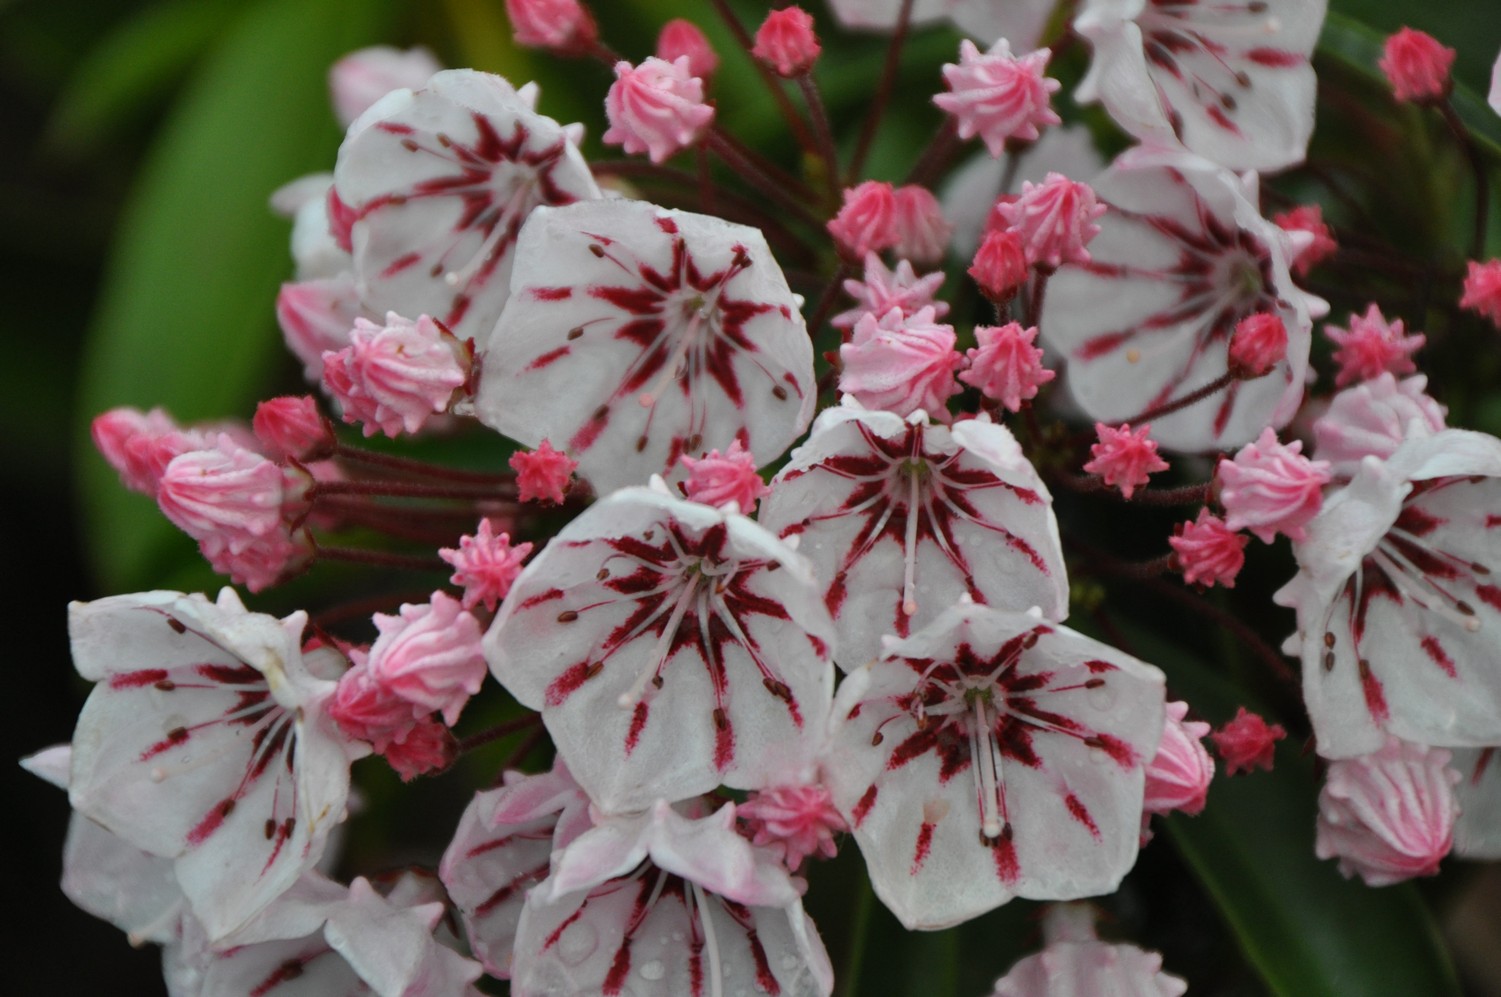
top-left (204, 529), bottom-right (313, 593)
top-left (751, 6), bottom-right (821, 78)
top-left (509, 439), bottom-right (577, 504)
top-left (968, 229), bottom-right (1029, 303)
top-left (504, 0), bottom-right (598, 53)
top-left (156, 435), bottom-right (306, 555)
top-left (92, 406), bottom-right (190, 496)
top-left (679, 439), bottom-right (769, 513)
top-left (1218, 428), bottom-right (1331, 543)
top-left (1380, 27), bottom-right (1454, 103)
top-left (890, 185), bottom-right (952, 266)
top-left (276, 276), bottom-right (361, 380)
top-left (1169, 510), bottom-right (1248, 588)
top-left (827, 180), bottom-right (900, 260)
top-left (1210, 707), bottom-right (1286, 775)
top-left (994, 173), bottom-right (1105, 270)
top-left (321, 312), bottom-right (470, 438)
top-left (253, 395), bottom-right (333, 462)
top-left (384, 719), bottom-right (458, 781)
top-left (839, 307), bottom-right (963, 420)
top-left (739, 783), bottom-right (846, 869)
top-left (1083, 423), bottom-right (1168, 500)
top-left (1144, 702), bottom-right (1215, 817)
top-left (328, 46), bottom-right (442, 127)
top-left (602, 56), bottom-right (714, 163)
top-left (1316, 737), bottom-right (1459, 886)
top-left (367, 592), bottom-right (487, 726)
top-left (960, 321), bottom-right (1054, 412)
top-left (833, 254), bottom-right (948, 330)
top-left (1228, 312), bottom-right (1288, 379)
top-left (1325, 304), bottom-right (1424, 388)
top-left (440, 519), bottom-right (533, 612)
top-left (933, 39), bottom-right (1061, 157)
top-left (656, 19), bottom-right (718, 80)
top-left (1272, 204), bottom-right (1337, 278)
top-left (329, 656), bottom-right (419, 752)
top-left (1460, 259), bottom-right (1501, 328)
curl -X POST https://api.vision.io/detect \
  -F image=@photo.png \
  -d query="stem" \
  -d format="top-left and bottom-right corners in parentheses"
top-left (310, 590), bottom-right (433, 630)
top-left (492, 727), bottom-right (550, 785)
top-left (1440, 99), bottom-right (1491, 260)
top-left (706, 130), bottom-right (822, 230)
top-left (838, 875), bottom-right (874, 997)
top-left (314, 499), bottom-right (475, 544)
top-left (904, 120), bottom-right (961, 189)
top-left (459, 712), bottom-right (543, 753)
top-left (848, 0), bottom-right (915, 183)
top-left (797, 72), bottom-right (842, 205)
top-left (313, 543), bottom-right (448, 572)
top-left (1120, 371), bottom-right (1237, 426)
top-left (807, 261), bottom-right (856, 341)
top-left (312, 479), bottom-right (515, 501)
top-left (1055, 473), bottom-right (1211, 507)
top-left (705, 0), bottom-right (817, 152)
top-left (332, 443), bottom-right (513, 485)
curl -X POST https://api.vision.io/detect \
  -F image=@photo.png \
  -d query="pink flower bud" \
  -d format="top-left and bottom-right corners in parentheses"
top-left (959, 321), bottom-right (1054, 412)
top-left (253, 396), bottom-right (333, 462)
top-left (751, 6), bottom-right (821, 79)
top-left (440, 519), bottom-right (534, 611)
top-left (321, 312), bottom-right (470, 438)
top-left (739, 782), bottom-right (846, 869)
top-left (1272, 204), bottom-right (1337, 278)
top-left (1227, 312), bottom-right (1288, 379)
top-left (657, 19), bottom-right (718, 80)
top-left (839, 307), bottom-right (963, 420)
top-left (1168, 510), bottom-right (1248, 588)
top-left (276, 275), bottom-right (361, 380)
top-left (1209, 707), bottom-right (1286, 775)
top-left (92, 406), bottom-right (186, 496)
top-left (157, 435), bottom-right (305, 555)
top-left (933, 39), bottom-right (1061, 157)
top-left (1316, 737), bottom-right (1459, 886)
top-left (834, 254), bottom-right (948, 330)
top-left (329, 657), bottom-right (419, 751)
top-left (1143, 702), bottom-right (1215, 818)
top-left (1460, 258), bottom-right (1501, 328)
top-left (994, 173), bottom-right (1105, 270)
top-left (384, 718), bottom-right (458, 781)
top-left (509, 439), bottom-right (577, 504)
top-left (1083, 423), bottom-right (1168, 500)
top-left (1217, 429), bottom-right (1331, 543)
top-left (203, 528), bottom-right (312, 592)
top-left (367, 592), bottom-right (487, 726)
top-left (890, 185), bottom-right (952, 266)
top-left (602, 57), bottom-right (714, 163)
top-left (1324, 304), bottom-right (1424, 388)
top-left (827, 181), bottom-right (900, 260)
top-left (328, 46), bottom-right (442, 127)
top-left (1379, 27), bottom-right (1454, 104)
top-left (504, 0), bottom-right (599, 53)
top-left (968, 229), bottom-right (1029, 303)
top-left (679, 439), bottom-right (769, 513)
top-left (1312, 374), bottom-right (1446, 477)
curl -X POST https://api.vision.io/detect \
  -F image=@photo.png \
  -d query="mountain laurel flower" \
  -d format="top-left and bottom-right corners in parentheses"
top-left (994, 173), bottom-right (1105, 270)
top-left (1311, 373), bottom-right (1446, 478)
top-left (327, 45), bottom-right (441, 127)
top-left (990, 903), bottom-right (1187, 997)
top-left (933, 39), bottom-right (1061, 157)
top-left (833, 253), bottom-right (948, 329)
top-left (890, 184), bottom-right (952, 266)
top-left (1460, 258), bottom-right (1501, 327)
top-left (960, 321), bottom-right (1054, 412)
top-left (1218, 429), bottom-right (1332, 543)
top-left (828, 180), bottom-right (900, 259)
top-left (1325, 304), bottom-right (1425, 388)
top-left (1380, 27), bottom-right (1455, 103)
top-left (322, 312), bottom-right (471, 438)
top-left (1228, 312), bottom-right (1288, 379)
top-left (1316, 737), bottom-right (1459, 885)
top-left (1084, 423), bottom-right (1168, 500)
top-left (751, 6), bottom-right (822, 78)
top-left (603, 56), bottom-right (714, 163)
top-left (1210, 707), bottom-right (1286, 775)
top-left (504, 0), bottom-right (599, 53)
top-left (440, 519), bottom-right (534, 611)
top-left (657, 18), bottom-right (718, 80)
top-left (367, 592), bottom-right (487, 726)
top-left (838, 307), bottom-right (964, 421)
top-left (508, 439), bottom-right (577, 504)
top-left (252, 395), bottom-right (333, 462)
top-left (968, 228), bottom-right (1029, 303)
top-left (740, 781), bottom-right (847, 869)
top-left (1169, 510), bottom-right (1248, 588)
top-left (1273, 204), bottom-right (1338, 277)
top-left (679, 439), bottom-right (769, 513)
top-left (1143, 702), bottom-right (1215, 818)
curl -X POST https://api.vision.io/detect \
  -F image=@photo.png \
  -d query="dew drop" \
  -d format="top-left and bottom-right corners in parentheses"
top-left (150, 767), bottom-right (167, 783)
top-left (555, 920), bottom-right (598, 966)
top-left (639, 961), bottom-right (665, 981)
top-left (780, 954), bottom-right (800, 971)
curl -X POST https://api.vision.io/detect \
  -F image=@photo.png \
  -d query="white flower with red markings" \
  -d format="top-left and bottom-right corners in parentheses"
top-left (485, 484), bottom-right (835, 813)
top-left (759, 403), bottom-right (1068, 669)
top-left (825, 604), bottom-right (1166, 929)
top-left (476, 199), bottom-right (815, 495)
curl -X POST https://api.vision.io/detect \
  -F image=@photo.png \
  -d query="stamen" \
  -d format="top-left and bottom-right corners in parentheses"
top-left (691, 882), bottom-right (724, 997)
top-left (902, 466), bottom-right (921, 616)
top-left (618, 577), bottom-right (701, 708)
top-left (971, 697), bottom-right (1003, 839)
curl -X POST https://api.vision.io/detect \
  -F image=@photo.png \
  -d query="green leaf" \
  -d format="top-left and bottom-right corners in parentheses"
top-left (74, 0), bottom-right (398, 593)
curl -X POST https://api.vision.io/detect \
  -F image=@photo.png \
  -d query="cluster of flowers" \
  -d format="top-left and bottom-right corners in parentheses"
top-left (30, 0), bottom-right (1501, 993)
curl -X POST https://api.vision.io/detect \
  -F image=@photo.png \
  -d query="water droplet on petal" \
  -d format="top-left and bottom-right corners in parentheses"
top-left (1087, 680), bottom-right (1116, 711)
top-left (639, 961), bottom-right (665, 981)
top-left (149, 767), bottom-right (166, 783)
top-left (556, 919), bottom-right (598, 966)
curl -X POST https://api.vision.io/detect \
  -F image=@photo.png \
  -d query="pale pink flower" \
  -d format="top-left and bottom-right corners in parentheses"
top-left (657, 18), bottom-right (718, 80)
top-left (204, 528), bottom-right (314, 593)
top-left (327, 45), bottom-right (441, 126)
top-left (1325, 304), bottom-right (1425, 387)
top-left (934, 39), bottom-right (1060, 157)
top-left (252, 395), bottom-right (332, 462)
top-left (1460, 258), bottom-right (1501, 327)
top-left (329, 655), bottom-right (420, 751)
top-left (833, 253), bottom-right (948, 329)
top-left (740, 781), bottom-right (847, 869)
top-left (1169, 510), bottom-right (1248, 588)
top-left (603, 56), bottom-right (714, 163)
top-left (990, 903), bottom-right (1187, 996)
top-left (508, 439), bottom-right (576, 504)
top-left (827, 180), bottom-right (900, 259)
top-left (504, 0), bottom-right (598, 52)
top-left (839, 307), bottom-right (964, 420)
top-left (383, 719), bottom-right (458, 781)
top-left (960, 321), bottom-right (1054, 412)
top-left (1380, 27), bottom-right (1455, 103)
top-left (968, 228), bottom-right (1029, 303)
top-left (679, 439), bottom-right (769, 513)
top-left (1143, 702), bottom-right (1215, 818)
top-left (157, 434), bottom-right (309, 556)
top-left (1210, 707), bottom-right (1286, 775)
top-left (1228, 312), bottom-right (1288, 379)
top-left (994, 172), bottom-right (1105, 270)
top-left (322, 312), bottom-right (470, 438)
top-left (275, 274), bottom-right (363, 380)
top-left (752, 6), bottom-right (821, 78)
top-left (92, 406), bottom-right (191, 496)
top-left (1273, 204), bottom-right (1338, 277)
top-left (1312, 373), bottom-right (1446, 478)
top-left (440, 519), bottom-right (534, 611)
top-left (1084, 423), bottom-right (1168, 500)
top-left (368, 592), bottom-right (487, 726)
top-left (890, 184), bottom-right (952, 266)
top-left (1218, 428), bottom-right (1331, 543)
